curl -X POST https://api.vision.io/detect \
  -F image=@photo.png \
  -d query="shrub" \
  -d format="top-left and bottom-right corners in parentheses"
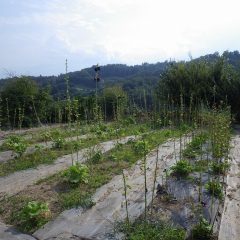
top-left (171, 160), bottom-right (192, 177)
top-left (64, 163), bottom-right (89, 184)
top-left (191, 216), bottom-right (212, 240)
top-left (17, 201), bottom-right (51, 232)
top-left (205, 180), bottom-right (223, 199)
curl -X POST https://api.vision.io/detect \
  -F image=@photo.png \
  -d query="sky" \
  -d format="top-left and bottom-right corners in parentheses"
top-left (0, 0), bottom-right (240, 78)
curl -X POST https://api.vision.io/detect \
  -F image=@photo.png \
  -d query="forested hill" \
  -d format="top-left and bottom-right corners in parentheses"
top-left (1, 50), bottom-right (240, 99)
top-left (31, 61), bottom-right (171, 98)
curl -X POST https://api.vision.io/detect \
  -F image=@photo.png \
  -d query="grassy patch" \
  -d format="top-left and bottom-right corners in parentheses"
top-left (0, 123), bottom-right (151, 176)
top-left (117, 220), bottom-right (185, 240)
top-left (183, 132), bottom-right (208, 159)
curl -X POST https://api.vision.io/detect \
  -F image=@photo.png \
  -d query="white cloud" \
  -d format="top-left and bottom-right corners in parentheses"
top-left (0, 0), bottom-right (240, 76)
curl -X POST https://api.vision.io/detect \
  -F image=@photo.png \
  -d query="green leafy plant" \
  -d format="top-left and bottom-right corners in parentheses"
top-left (64, 163), bottom-right (89, 184)
top-left (52, 137), bottom-right (65, 149)
top-left (5, 135), bottom-right (28, 157)
top-left (109, 154), bottom-right (117, 161)
top-left (132, 140), bottom-right (149, 156)
top-left (210, 161), bottom-right (230, 175)
top-left (91, 150), bottom-right (103, 163)
top-left (183, 133), bottom-right (207, 158)
top-left (190, 216), bottom-right (212, 240)
top-left (17, 201), bottom-right (51, 232)
top-left (171, 160), bottom-right (192, 177)
top-left (205, 180), bottom-right (223, 199)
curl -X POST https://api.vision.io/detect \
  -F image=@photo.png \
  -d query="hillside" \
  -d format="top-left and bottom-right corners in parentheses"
top-left (0, 50), bottom-right (240, 99)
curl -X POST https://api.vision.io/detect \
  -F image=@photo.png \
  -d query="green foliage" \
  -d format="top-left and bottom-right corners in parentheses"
top-left (205, 180), bottom-right (223, 199)
top-left (132, 140), bottom-right (150, 156)
top-left (91, 150), bottom-right (103, 163)
top-left (17, 201), bottom-right (50, 233)
top-left (52, 135), bottom-right (66, 149)
top-left (1, 76), bottom-right (52, 128)
top-left (171, 160), bottom-right (192, 177)
top-left (158, 54), bottom-right (240, 119)
top-left (0, 149), bottom-right (58, 177)
top-left (60, 191), bottom-right (95, 209)
top-left (63, 163), bottom-right (89, 184)
top-left (208, 109), bottom-right (231, 160)
top-left (122, 116), bottom-right (136, 126)
top-left (183, 133), bottom-right (208, 159)
top-left (191, 216), bottom-right (212, 240)
top-left (119, 221), bottom-right (185, 240)
top-left (5, 135), bottom-right (28, 157)
top-left (210, 161), bottom-right (230, 175)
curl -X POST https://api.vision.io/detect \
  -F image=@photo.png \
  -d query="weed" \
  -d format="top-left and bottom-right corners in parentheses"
top-left (118, 220), bottom-right (185, 240)
top-left (205, 180), bottom-right (223, 199)
top-left (91, 150), bottom-right (103, 163)
top-left (190, 216), bottom-right (212, 240)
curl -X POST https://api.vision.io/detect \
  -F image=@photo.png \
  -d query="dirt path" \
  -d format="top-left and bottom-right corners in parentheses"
top-left (218, 133), bottom-right (240, 240)
top-left (0, 134), bottom-right (89, 163)
top-left (33, 137), bottom-right (189, 240)
top-left (0, 136), bottom-right (135, 200)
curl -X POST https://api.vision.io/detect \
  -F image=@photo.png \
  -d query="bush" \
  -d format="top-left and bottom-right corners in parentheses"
top-left (64, 163), bottom-right (89, 184)
top-left (190, 216), bottom-right (212, 240)
top-left (205, 180), bottom-right (223, 199)
top-left (171, 160), bottom-right (192, 177)
top-left (17, 201), bottom-right (50, 232)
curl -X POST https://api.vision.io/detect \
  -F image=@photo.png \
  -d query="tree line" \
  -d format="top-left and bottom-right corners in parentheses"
top-left (0, 51), bottom-right (240, 129)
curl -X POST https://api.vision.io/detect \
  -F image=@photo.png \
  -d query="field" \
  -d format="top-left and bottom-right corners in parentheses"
top-left (0, 104), bottom-right (239, 240)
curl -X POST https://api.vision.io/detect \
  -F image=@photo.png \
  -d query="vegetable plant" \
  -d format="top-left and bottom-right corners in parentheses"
top-left (64, 163), bottom-right (89, 184)
top-left (17, 201), bottom-right (50, 232)
top-left (5, 135), bottom-right (28, 157)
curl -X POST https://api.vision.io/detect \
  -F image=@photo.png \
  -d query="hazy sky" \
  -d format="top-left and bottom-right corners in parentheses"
top-left (0, 0), bottom-right (240, 78)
